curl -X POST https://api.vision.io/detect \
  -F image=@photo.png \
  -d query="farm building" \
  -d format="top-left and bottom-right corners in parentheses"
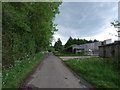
top-left (67, 39), bottom-right (112, 55)
top-left (99, 41), bottom-right (120, 58)
top-left (73, 42), bottom-right (102, 55)
top-left (67, 42), bottom-right (102, 55)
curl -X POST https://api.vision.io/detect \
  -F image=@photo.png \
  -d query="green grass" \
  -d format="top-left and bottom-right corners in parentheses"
top-left (54, 52), bottom-right (90, 56)
top-left (64, 58), bottom-right (120, 88)
top-left (2, 52), bottom-right (46, 88)
top-left (0, 76), bottom-right (1, 90)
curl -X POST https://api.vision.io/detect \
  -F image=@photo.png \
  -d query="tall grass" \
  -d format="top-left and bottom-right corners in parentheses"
top-left (54, 52), bottom-right (90, 56)
top-left (64, 58), bottom-right (119, 88)
top-left (2, 52), bottom-right (46, 88)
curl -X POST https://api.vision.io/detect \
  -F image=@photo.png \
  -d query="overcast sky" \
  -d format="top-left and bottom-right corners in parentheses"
top-left (53, 2), bottom-right (118, 45)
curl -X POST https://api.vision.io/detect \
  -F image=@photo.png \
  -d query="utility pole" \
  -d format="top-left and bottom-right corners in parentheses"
top-left (111, 1), bottom-right (120, 41)
top-left (118, 1), bottom-right (120, 40)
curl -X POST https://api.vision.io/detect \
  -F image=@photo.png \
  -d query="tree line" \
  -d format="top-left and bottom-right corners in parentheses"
top-left (54, 37), bottom-right (99, 52)
top-left (2, 2), bottom-right (61, 67)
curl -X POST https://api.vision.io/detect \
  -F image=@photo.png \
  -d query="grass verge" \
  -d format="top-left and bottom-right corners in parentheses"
top-left (54, 52), bottom-right (90, 56)
top-left (2, 52), bottom-right (46, 88)
top-left (64, 58), bottom-right (119, 88)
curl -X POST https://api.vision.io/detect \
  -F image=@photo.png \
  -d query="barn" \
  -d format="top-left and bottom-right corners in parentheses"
top-left (69, 42), bottom-right (102, 55)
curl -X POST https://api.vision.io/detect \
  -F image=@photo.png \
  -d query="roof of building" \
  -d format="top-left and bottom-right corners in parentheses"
top-left (73, 42), bottom-right (101, 48)
top-left (99, 41), bottom-right (120, 47)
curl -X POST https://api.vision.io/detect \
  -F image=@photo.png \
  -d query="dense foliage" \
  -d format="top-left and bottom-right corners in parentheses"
top-left (64, 37), bottom-right (99, 49)
top-left (2, 2), bottom-right (61, 67)
top-left (54, 38), bottom-right (63, 51)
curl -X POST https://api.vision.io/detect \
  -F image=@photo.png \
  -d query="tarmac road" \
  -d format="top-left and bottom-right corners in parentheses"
top-left (23, 53), bottom-right (93, 88)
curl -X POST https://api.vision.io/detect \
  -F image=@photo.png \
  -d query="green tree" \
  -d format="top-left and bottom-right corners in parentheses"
top-left (64, 37), bottom-right (73, 48)
top-left (111, 20), bottom-right (120, 27)
top-left (2, 2), bottom-right (62, 67)
top-left (48, 46), bottom-right (55, 52)
top-left (64, 37), bottom-right (99, 49)
top-left (93, 39), bottom-right (99, 42)
top-left (54, 38), bottom-right (63, 51)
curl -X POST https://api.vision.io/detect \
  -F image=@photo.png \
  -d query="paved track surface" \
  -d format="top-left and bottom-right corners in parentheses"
top-left (24, 53), bottom-right (93, 88)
